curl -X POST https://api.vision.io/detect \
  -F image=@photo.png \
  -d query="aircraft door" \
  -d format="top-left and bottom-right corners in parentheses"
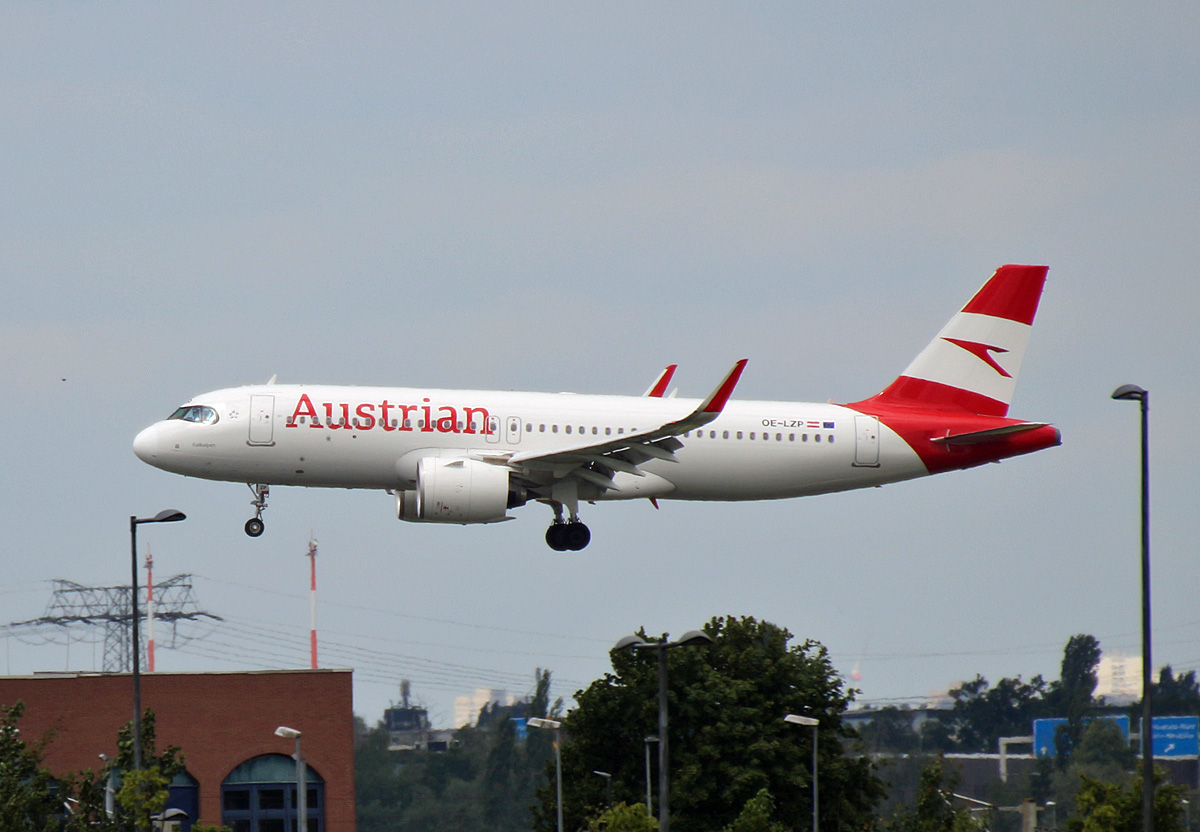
top-left (853, 415), bottom-right (879, 467)
top-left (506, 416), bottom-right (523, 444)
top-left (485, 415), bottom-right (501, 444)
top-left (248, 395), bottom-right (275, 446)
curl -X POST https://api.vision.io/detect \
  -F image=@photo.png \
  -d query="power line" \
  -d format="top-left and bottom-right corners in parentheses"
top-left (6, 576), bottom-right (221, 672)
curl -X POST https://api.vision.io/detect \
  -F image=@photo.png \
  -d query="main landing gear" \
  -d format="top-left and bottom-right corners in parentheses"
top-left (245, 483), bottom-right (269, 537)
top-left (544, 499), bottom-right (591, 551)
top-left (546, 520), bottom-right (591, 551)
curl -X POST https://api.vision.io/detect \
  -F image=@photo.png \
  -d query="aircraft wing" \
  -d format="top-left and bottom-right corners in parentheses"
top-left (477, 359), bottom-right (747, 492)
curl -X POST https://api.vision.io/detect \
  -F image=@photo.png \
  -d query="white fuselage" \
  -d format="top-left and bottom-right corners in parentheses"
top-left (133, 383), bottom-right (929, 502)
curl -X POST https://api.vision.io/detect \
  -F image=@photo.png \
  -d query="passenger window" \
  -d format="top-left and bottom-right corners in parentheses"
top-left (815, 434), bottom-right (822, 443)
top-left (829, 434), bottom-right (835, 444)
top-left (566, 425), bottom-right (572, 434)
top-left (750, 432), bottom-right (756, 440)
top-left (737, 431), bottom-right (743, 439)
top-left (723, 431), bottom-right (729, 439)
top-left (553, 425), bottom-right (559, 433)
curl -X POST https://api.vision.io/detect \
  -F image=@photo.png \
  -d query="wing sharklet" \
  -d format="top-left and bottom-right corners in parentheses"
top-left (643, 365), bottom-right (678, 397)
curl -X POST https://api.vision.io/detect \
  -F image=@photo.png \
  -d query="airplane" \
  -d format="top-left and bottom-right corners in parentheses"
top-left (133, 264), bottom-right (1060, 550)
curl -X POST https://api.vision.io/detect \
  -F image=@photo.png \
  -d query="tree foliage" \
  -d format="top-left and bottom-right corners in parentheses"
top-left (534, 616), bottom-right (884, 832)
top-left (1150, 666), bottom-right (1200, 716)
top-left (1066, 766), bottom-right (1188, 832)
top-left (355, 669), bottom-right (561, 832)
top-left (721, 788), bottom-right (791, 832)
top-left (880, 758), bottom-right (978, 832)
top-left (586, 802), bottom-right (659, 832)
top-left (0, 701), bottom-right (185, 832)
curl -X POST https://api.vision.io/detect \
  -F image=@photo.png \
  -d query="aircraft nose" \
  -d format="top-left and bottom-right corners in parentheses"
top-left (133, 424), bottom-right (162, 463)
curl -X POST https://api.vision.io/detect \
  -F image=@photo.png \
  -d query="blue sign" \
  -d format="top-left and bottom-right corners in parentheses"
top-left (1033, 716), bottom-right (1130, 758)
top-left (1152, 716), bottom-right (1199, 758)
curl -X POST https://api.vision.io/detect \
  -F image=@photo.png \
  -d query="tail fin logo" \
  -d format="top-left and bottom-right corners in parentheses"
top-left (942, 338), bottom-right (1012, 378)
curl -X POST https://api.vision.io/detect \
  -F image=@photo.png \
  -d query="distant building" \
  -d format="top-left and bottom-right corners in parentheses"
top-left (0, 669), bottom-right (355, 831)
top-left (454, 688), bottom-right (516, 728)
top-left (1096, 652), bottom-right (1142, 703)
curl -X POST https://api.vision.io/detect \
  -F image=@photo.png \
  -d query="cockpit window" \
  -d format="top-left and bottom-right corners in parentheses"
top-left (168, 405), bottom-right (219, 425)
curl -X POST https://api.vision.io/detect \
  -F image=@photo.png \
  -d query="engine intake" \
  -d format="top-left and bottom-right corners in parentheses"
top-left (396, 457), bottom-right (512, 524)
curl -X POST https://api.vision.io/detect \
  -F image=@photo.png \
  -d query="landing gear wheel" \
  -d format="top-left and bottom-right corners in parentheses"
top-left (546, 524), bottom-right (570, 552)
top-left (245, 518), bottom-right (265, 537)
top-left (546, 521), bottom-right (591, 551)
top-left (564, 522), bottom-right (591, 550)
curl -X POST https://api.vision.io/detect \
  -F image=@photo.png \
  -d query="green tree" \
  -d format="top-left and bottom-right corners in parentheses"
top-left (355, 670), bottom-right (560, 832)
top-left (108, 708), bottom-right (186, 830)
top-left (1046, 635), bottom-right (1101, 766)
top-left (1066, 766), bottom-right (1187, 832)
top-left (1149, 666), bottom-right (1200, 716)
top-left (883, 757), bottom-right (978, 832)
top-left (534, 616), bottom-right (884, 832)
top-left (0, 702), bottom-right (64, 831)
top-left (0, 701), bottom-right (125, 832)
top-left (721, 788), bottom-right (790, 832)
top-left (586, 802), bottom-right (659, 832)
top-left (942, 674), bottom-right (1049, 752)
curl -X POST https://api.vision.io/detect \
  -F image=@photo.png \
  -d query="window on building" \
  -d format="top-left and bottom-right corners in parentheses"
top-left (222, 754), bottom-right (324, 832)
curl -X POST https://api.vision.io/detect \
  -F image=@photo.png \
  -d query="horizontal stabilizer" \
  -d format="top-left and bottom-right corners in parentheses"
top-left (930, 422), bottom-right (1049, 446)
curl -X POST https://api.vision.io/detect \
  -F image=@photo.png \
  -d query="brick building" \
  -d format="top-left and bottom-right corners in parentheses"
top-left (0, 669), bottom-right (355, 831)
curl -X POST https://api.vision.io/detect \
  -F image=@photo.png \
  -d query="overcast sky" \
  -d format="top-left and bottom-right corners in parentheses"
top-left (2, 3), bottom-right (1198, 729)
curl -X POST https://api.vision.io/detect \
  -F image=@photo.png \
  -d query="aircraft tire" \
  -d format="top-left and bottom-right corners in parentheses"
top-left (245, 518), bottom-right (265, 537)
top-left (545, 525), bottom-right (570, 551)
top-left (564, 522), bottom-right (591, 551)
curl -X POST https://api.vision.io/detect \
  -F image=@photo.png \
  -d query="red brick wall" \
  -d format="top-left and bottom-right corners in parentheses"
top-left (0, 670), bottom-right (355, 830)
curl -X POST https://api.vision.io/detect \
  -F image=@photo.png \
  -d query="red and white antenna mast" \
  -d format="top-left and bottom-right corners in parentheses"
top-left (145, 550), bottom-right (156, 672)
top-left (307, 536), bottom-right (318, 669)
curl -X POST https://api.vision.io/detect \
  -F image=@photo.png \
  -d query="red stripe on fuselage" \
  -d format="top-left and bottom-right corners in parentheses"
top-left (847, 398), bottom-right (1061, 474)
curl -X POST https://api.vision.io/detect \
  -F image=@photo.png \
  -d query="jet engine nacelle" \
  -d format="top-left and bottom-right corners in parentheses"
top-left (396, 457), bottom-right (513, 524)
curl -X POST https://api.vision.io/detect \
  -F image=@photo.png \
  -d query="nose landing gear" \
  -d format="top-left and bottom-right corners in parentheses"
top-left (245, 483), bottom-right (269, 537)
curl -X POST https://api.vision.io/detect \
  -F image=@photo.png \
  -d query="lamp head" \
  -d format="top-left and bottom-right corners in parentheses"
top-left (613, 634), bottom-right (647, 651)
top-left (275, 726), bottom-right (301, 739)
top-left (673, 629), bottom-right (714, 648)
top-left (134, 509), bottom-right (187, 525)
top-left (1111, 384), bottom-right (1147, 402)
top-left (784, 714), bottom-right (819, 726)
top-left (527, 717), bottom-right (562, 730)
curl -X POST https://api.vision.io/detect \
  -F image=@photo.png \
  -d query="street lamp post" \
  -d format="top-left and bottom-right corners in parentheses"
top-left (1113, 383), bottom-right (1153, 832)
top-left (785, 714), bottom-right (820, 832)
top-left (593, 770), bottom-right (613, 808)
top-left (275, 727), bottom-right (306, 831)
top-left (614, 629), bottom-right (714, 832)
top-left (644, 735), bottom-right (659, 817)
top-left (129, 510), bottom-right (185, 776)
top-left (528, 717), bottom-right (563, 832)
